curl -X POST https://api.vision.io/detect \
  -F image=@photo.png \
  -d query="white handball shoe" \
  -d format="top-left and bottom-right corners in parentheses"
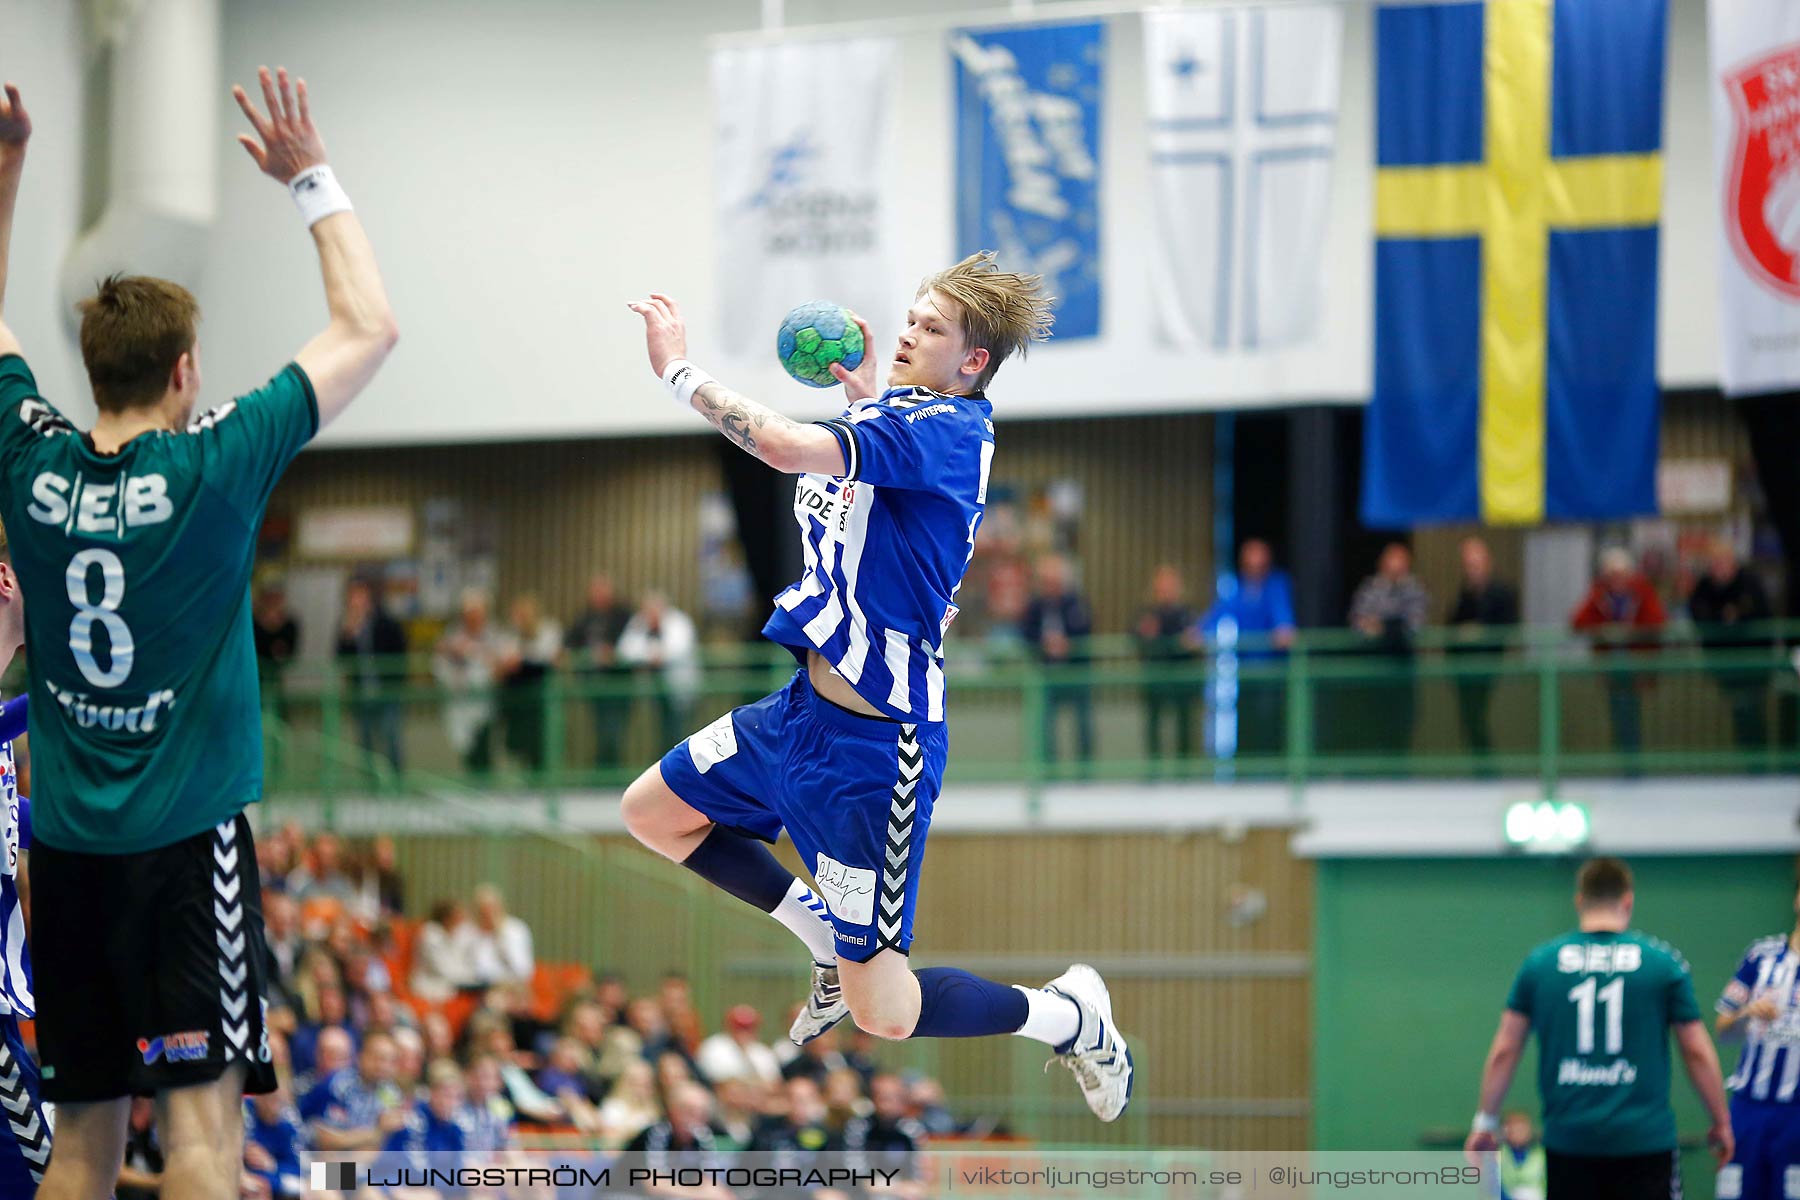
top-left (1044, 963), bottom-right (1135, 1122)
top-left (789, 960), bottom-right (850, 1046)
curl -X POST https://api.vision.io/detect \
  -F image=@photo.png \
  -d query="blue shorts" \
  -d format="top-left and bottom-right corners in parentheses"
top-left (660, 671), bottom-right (947, 963)
top-left (0, 1010), bottom-right (50, 1193)
top-left (1721, 1096), bottom-right (1800, 1200)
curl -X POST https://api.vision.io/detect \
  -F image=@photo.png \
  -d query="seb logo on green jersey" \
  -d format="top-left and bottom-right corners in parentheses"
top-left (1557, 943), bottom-right (1643, 974)
top-left (24, 471), bottom-right (174, 531)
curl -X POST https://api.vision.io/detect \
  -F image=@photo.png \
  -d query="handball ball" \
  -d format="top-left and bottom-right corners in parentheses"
top-left (777, 301), bottom-right (864, 388)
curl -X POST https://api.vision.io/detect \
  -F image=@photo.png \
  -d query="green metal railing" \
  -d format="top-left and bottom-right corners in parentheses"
top-left (261, 620), bottom-right (1800, 801)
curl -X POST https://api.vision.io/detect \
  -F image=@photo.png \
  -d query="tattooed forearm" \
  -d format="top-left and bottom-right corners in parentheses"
top-left (694, 381), bottom-right (806, 464)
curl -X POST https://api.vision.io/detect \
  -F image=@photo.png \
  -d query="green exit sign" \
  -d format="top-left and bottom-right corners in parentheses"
top-left (1505, 801), bottom-right (1590, 852)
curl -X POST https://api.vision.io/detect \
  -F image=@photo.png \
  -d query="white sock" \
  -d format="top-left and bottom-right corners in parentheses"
top-left (772, 879), bottom-right (839, 965)
top-left (1011, 985), bottom-right (1083, 1049)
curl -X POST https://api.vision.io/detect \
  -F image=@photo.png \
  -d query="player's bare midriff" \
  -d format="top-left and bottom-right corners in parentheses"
top-left (806, 649), bottom-right (886, 719)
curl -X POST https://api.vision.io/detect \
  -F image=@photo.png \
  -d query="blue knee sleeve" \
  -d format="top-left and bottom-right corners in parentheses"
top-left (910, 967), bottom-right (1028, 1039)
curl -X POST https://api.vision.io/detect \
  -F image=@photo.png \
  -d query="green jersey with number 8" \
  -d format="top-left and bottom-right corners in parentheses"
top-left (1505, 928), bottom-right (1702, 1156)
top-left (0, 353), bottom-right (317, 853)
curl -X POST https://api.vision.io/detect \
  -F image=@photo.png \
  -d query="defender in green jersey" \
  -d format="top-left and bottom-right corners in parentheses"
top-left (0, 71), bottom-right (396, 1200)
top-left (1467, 858), bottom-right (1733, 1199)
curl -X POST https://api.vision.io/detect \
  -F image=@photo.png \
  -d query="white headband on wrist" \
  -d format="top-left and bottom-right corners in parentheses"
top-left (661, 359), bottom-right (715, 408)
top-left (289, 164), bottom-right (353, 228)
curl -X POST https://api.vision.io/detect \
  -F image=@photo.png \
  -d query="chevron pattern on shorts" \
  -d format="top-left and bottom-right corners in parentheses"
top-left (0, 1034), bottom-right (47, 1182)
top-left (213, 819), bottom-right (251, 1059)
top-left (877, 724), bottom-right (922, 951)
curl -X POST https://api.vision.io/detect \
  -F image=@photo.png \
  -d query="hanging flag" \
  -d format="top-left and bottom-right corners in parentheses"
top-left (1711, 0), bottom-right (1800, 396)
top-left (952, 21), bottom-right (1104, 340)
top-left (1362, 0), bottom-right (1665, 527)
top-left (713, 39), bottom-right (900, 359)
top-left (1144, 5), bottom-right (1342, 351)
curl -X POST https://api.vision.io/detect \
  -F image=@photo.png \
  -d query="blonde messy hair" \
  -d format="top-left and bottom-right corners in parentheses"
top-left (916, 251), bottom-right (1054, 390)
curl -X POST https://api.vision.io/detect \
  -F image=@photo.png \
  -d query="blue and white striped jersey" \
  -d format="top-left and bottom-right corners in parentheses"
top-left (1719, 933), bottom-right (1800, 1103)
top-left (763, 387), bottom-right (995, 723)
top-left (0, 707), bottom-right (33, 1019)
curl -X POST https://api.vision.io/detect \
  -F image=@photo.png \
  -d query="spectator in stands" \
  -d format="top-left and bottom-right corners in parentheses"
top-left (293, 988), bottom-right (354, 1079)
top-left (392, 1026), bottom-right (427, 1095)
top-left (352, 835), bottom-right (405, 920)
top-left (381, 1060), bottom-right (470, 1167)
top-left (837, 1028), bottom-right (879, 1090)
top-left (655, 1049), bottom-right (697, 1104)
top-left (301, 1030), bottom-right (410, 1151)
top-left (566, 572), bottom-right (635, 770)
top-left (293, 832), bottom-right (355, 907)
top-left (562, 1000), bottom-right (621, 1097)
top-left (421, 1010), bottom-right (456, 1064)
top-left (1571, 547), bottom-right (1667, 759)
top-left (244, 1087), bottom-right (307, 1200)
top-left (598, 1059), bottom-right (663, 1149)
top-left (336, 577), bottom-right (410, 777)
top-left (659, 971), bottom-right (703, 1054)
top-left (433, 588), bottom-right (505, 777)
top-left (469, 1013), bottom-right (565, 1125)
top-left (753, 1075), bottom-right (837, 1156)
top-left (841, 1073), bottom-right (925, 1178)
top-left (294, 1025), bottom-right (355, 1099)
top-left (1499, 1109), bottom-right (1547, 1200)
top-left (1202, 539), bottom-right (1298, 758)
top-left (1134, 564), bottom-right (1200, 770)
top-left (536, 1038), bottom-right (604, 1133)
top-left (623, 1080), bottom-right (723, 1158)
top-left (116, 1097), bottom-right (164, 1200)
top-left (1023, 553), bottom-right (1095, 770)
top-left (698, 1004), bottom-right (784, 1089)
top-left (498, 593), bottom-right (562, 774)
top-left (263, 890), bottom-right (304, 1010)
top-left (618, 590), bottom-right (702, 748)
top-left (462, 884), bottom-right (535, 989)
top-left (1688, 539), bottom-right (1775, 752)
top-left (1447, 536), bottom-right (1519, 772)
top-left (595, 971), bottom-right (630, 1022)
top-left (713, 1076), bottom-right (761, 1149)
top-left (1349, 542), bottom-right (1429, 760)
top-left (823, 1067), bottom-right (871, 1128)
top-left (253, 580), bottom-right (300, 710)
top-left (411, 899), bottom-right (473, 1002)
top-left (461, 1056), bottom-right (517, 1153)
top-left (907, 1076), bottom-right (959, 1136)
top-left (780, 1023), bottom-right (849, 1086)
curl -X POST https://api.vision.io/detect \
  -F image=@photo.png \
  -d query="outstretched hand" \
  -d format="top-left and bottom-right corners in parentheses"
top-left (232, 66), bottom-right (327, 184)
top-left (627, 293), bottom-right (689, 378)
top-left (828, 312), bottom-right (880, 401)
top-left (0, 83), bottom-right (31, 164)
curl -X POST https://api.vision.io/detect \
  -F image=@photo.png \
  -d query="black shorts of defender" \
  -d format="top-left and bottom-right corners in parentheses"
top-left (1546, 1148), bottom-right (1683, 1200)
top-left (31, 812), bottom-right (277, 1102)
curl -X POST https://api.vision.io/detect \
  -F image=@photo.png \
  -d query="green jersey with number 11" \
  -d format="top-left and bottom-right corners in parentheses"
top-left (0, 354), bottom-right (317, 853)
top-left (1505, 928), bottom-right (1701, 1156)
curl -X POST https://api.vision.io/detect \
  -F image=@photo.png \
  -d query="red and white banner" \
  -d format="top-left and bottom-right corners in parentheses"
top-left (1712, 0), bottom-right (1800, 395)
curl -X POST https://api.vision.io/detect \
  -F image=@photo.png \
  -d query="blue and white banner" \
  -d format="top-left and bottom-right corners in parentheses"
top-left (1144, 6), bottom-right (1342, 351)
top-left (952, 21), bottom-right (1104, 341)
top-left (713, 39), bottom-right (900, 359)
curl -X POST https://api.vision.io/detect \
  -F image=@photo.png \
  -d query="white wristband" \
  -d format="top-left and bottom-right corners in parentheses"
top-left (1470, 1112), bottom-right (1500, 1135)
top-left (288, 164), bottom-right (353, 228)
top-left (661, 359), bottom-right (715, 408)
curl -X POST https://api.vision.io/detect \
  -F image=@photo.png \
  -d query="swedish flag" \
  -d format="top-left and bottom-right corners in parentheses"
top-left (1362, 0), bottom-right (1665, 527)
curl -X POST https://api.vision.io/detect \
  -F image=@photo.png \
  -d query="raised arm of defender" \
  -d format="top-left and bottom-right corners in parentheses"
top-left (0, 83), bottom-right (32, 360)
top-left (629, 293), bottom-right (867, 476)
top-left (233, 67), bottom-right (397, 427)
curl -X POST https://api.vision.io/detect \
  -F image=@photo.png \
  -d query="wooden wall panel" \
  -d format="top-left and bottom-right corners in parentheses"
top-left (270, 413), bottom-right (1213, 637)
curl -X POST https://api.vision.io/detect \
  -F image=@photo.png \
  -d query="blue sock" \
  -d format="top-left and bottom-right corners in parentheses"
top-left (909, 967), bottom-right (1029, 1039)
top-left (680, 825), bottom-right (795, 913)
